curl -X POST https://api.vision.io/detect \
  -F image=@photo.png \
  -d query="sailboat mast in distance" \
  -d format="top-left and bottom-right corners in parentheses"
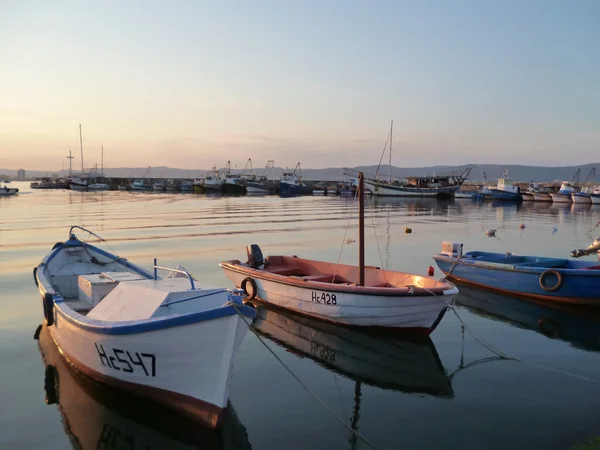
top-left (67, 150), bottom-right (74, 178)
top-left (389, 121), bottom-right (393, 183)
top-left (79, 124), bottom-right (84, 173)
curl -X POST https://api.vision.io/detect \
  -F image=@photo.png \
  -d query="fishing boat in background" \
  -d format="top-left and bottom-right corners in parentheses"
top-left (131, 166), bottom-right (152, 190)
top-left (37, 326), bottom-right (252, 449)
top-left (550, 169), bottom-right (580, 203)
top-left (312, 182), bottom-right (327, 195)
top-left (166, 179), bottom-right (179, 192)
top-left (487, 171), bottom-right (522, 202)
top-left (572, 168), bottom-right (596, 204)
top-left (252, 304), bottom-right (454, 396)
top-left (30, 178), bottom-right (55, 189)
top-left (180, 179), bottom-right (194, 192)
top-left (153, 180), bottom-right (166, 192)
top-left (221, 173), bottom-right (458, 334)
top-left (591, 189), bottom-right (600, 205)
top-left (0, 180), bottom-right (19, 196)
top-left (433, 242), bottom-right (600, 305)
top-left (220, 161), bottom-right (246, 195)
top-left (193, 177), bottom-right (206, 193)
top-left (357, 122), bottom-right (470, 198)
top-left (455, 190), bottom-right (475, 199)
top-left (34, 226), bottom-right (256, 429)
top-left (204, 168), bottom-right (223, 194)
top-left (279, 162), bottom-right (306, 196)
top-left (338, 177), bottom-right (358, 196)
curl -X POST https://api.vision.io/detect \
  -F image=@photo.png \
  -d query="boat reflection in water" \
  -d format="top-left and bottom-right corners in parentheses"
top-left (37, 327), bottom-right (252, 450)
top-left (252, 305), bottom-right (454, 397)
top-left (455, 284), bottom-right (600, 352)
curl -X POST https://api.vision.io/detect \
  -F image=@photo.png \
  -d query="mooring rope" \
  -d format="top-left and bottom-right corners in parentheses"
top-left (232, 304), bottom-right (379, 450)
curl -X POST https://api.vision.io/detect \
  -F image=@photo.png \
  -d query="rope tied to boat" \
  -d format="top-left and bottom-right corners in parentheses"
top-left (231, 304), bottom-right (380, 450)
top-left (420, 287), bottom-right (600, 385)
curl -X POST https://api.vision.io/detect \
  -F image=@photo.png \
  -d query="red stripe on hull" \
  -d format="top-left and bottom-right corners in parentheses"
top-left (446, 275), bottom-right (600, 306)
top-left (51, 335), bottom-right (225, 429)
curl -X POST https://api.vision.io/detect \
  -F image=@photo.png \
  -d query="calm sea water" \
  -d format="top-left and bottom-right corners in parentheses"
top-left (2, 181), bottom-right (600, 450)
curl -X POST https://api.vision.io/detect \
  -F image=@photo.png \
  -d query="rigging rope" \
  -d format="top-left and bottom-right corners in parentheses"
top-left (232, 304), bottom-right (379, 450)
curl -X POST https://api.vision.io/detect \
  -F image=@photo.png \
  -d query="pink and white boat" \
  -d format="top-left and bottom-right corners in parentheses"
top-left (220, 173), bottom-right (458, 335)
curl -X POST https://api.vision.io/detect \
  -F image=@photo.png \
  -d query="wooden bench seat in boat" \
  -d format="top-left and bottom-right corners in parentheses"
top-left (266, 266), bottom-right (305, 276)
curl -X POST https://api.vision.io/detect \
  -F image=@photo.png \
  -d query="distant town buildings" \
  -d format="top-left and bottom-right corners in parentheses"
top-left (17, 169), bottom-right (26, 180)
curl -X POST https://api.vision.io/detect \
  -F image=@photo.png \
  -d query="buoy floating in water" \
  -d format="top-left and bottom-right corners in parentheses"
top-left (519, 223), bottom-right (526, 229)
top-left (485, 229), bottom-right (497, 237)
top-left (428, 266), bottom-right (434, 276)
top-left (404, 227), bottom-right (412, 234)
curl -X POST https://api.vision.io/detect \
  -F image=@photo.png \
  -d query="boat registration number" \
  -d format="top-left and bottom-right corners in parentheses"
top-left (95, 343), bottom-right (156, 377)
top-left (311, 342), bottom-right (336, 363)
top-left (311, 291), bottom-right (337, 305)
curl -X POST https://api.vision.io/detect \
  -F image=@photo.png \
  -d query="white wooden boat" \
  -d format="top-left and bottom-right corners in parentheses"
top-left (34, 226), bottom-right (256, 429)
top-left (0, 180), bottom-right (18, 196)
top-left (220, 173), bottom-right (458, 334)
top-left (37, 326), bottom-right (252, 450)
top-left (153, 180), bottom-right (166, 191)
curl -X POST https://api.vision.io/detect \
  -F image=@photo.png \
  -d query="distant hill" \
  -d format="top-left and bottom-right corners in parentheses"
top-left (1, 163), bottom-right (597, 182)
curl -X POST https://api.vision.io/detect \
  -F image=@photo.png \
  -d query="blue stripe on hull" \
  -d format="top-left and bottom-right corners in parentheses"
top-left (434, 257), bottom-right (600, 301)
top-left (489, 190), bottom-right (522, 201)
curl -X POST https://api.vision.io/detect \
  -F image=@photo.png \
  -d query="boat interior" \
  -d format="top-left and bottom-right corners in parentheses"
top-left (230, 253), bottom-right (452, 290)
top-left (42, 243), bottom-right (231, 320)
top-left (461, 251), bottom-right (600, 270)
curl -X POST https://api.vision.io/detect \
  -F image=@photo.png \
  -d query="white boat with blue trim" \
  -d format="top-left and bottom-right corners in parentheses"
top-left (0, 179), bottom-right (19, 196)
top-left (34, 226), bottom-right (255, 429)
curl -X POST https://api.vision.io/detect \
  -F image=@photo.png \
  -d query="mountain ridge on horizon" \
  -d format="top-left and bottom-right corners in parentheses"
top-left (1, 163), bottom-right (598, 183)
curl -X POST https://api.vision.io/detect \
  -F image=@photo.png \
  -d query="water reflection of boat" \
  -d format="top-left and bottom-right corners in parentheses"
top-left (454, 284), bottom-right (600, 352)
top-left (252, 305), bottom-right (454, 397)
top-left (37, 327), bottom-right (252, 450)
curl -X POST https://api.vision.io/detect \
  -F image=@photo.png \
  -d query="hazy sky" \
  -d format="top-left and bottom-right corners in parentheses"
top-left (1, 0), bottom-right (599, 171)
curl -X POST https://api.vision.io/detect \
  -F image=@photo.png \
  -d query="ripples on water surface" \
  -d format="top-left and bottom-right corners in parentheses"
top-left (2, 181), bottom-right (600, 450)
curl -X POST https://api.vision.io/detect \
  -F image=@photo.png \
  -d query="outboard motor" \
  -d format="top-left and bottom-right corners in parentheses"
top-left (246, 244), bottom-right (264, 268)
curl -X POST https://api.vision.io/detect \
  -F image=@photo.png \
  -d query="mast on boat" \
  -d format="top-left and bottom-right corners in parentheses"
top-left (358, 172), bottom-right (365, 286)
top-left (66, 150), bottom-right (74, 178)
top-left (389, 121), bottom-right (393, 183)
top-left (101, 145), bottom-right (104, 177)
top-left (79, 124), bottom-right (84, 174)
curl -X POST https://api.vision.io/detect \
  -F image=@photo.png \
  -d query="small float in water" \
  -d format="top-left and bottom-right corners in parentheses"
top-left (220, 173), bottom-right (458, 334)
top-left (34, 226), bottom-right (255, 429)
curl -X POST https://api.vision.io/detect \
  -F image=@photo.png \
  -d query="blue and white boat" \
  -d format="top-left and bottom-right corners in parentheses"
top-left (279, 162), bottom-right (306, 196)
top-left (487, 171), bottom-right (522, 202)
top-left (34, 226), bottom-right (255, 429)
top-left (433, 241), bottom-right (600, 305)
top-left (0, 179), bottom-right (19, 196)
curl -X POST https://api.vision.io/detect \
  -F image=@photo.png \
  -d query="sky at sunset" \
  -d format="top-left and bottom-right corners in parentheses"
top-left (1, 0), bottom-right (599, 171)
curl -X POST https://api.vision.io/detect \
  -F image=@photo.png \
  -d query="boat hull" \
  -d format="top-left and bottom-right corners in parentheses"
top-left (489, 189), bottom-right (522, 201)
top-left (550, 193), bottom-right (572, 203)
top-left (521, 193), bottom-right (535, 201)
top-left (434, 254), bottom-right (600, 305)
top-left (0, 187), bottom-right (19, 196)
top-left (220, 265), bottom-right (455, 333)
top-left (222, 183), bottom-right (246, 195)
top-left (591, 194), bottom-right (600, 205)
top-left (279, 182), bottom-right (302, 197)
top-left (364, 180), bottom-right (459, 198)
top-left (532, 192), bottom-right (552, 202)
top-left (246, 182), bottom-right (272, 194)
top-left (572, 193), bottom-right (592, 204)
top-left (42, 297), bottom-right (248, 429)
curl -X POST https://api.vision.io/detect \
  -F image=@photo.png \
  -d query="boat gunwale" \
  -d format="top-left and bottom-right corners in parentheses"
top-left (433, 254), bottom-right (600, 276)
top-left (219, 260), bottom-right (457, 297)
top-left (36, 240), bottom-right (256, 335)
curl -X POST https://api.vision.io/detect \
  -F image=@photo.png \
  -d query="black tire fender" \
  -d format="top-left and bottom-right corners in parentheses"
top-left (52, 242), bottom-right (63, 250)
top-left (539, 269), bottom-right (563, 292)
top-left (43, 293), bottom-right (54, 327)
top-left (241, 277), bottom-right (258, 300)
top-left (33, 267), bottom-right (39, 287)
